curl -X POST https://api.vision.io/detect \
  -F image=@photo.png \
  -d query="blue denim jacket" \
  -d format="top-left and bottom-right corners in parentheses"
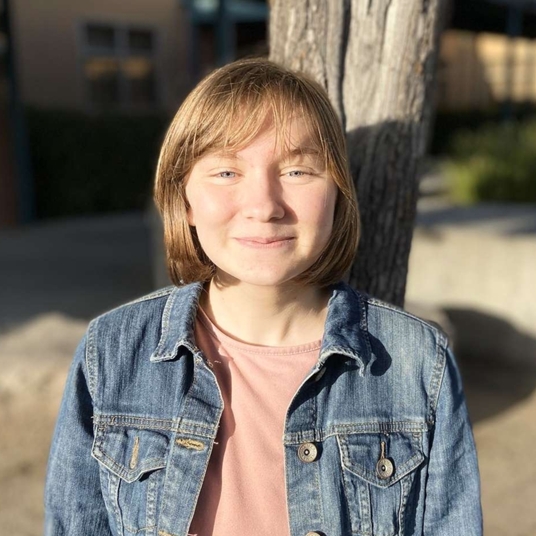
top-left (45, 281), bottom-right (482, 536)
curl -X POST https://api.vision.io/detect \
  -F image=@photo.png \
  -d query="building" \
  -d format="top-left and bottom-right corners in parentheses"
top-left (438, 0), bottom-right (536, 110)
top-left (0, 0), bottom-right (268, 226)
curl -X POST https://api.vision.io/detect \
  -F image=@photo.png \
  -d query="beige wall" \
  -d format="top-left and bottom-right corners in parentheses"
top-left (438, 30), bottom-right (536, 111)
top-left (407, 222), bottom-right (536, 360)
top-left (12, 0), bottom-right (190, 111)
top-left (20, 7), bottom-right (536, 115)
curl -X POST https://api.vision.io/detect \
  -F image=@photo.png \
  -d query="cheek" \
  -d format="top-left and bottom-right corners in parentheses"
top-left (314, 186), bottom-right (338, 245)
top-left (308, 186), bottom-right (337, 225)
top-left (187, 189), bottom-right (235, 228)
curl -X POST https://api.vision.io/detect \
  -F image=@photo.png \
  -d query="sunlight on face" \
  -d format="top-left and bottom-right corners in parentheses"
top-left (185, 116), bottom-right (338, 289)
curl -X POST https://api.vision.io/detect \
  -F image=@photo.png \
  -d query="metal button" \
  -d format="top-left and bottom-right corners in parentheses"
top-left (376, 440), bottom-right (394, 479)
top-left (305, 532), bottom-right (322, 536)
top-left (298, 442), bottom-right (318, 463)
top-left (376, 457), bottom-right (394, 479)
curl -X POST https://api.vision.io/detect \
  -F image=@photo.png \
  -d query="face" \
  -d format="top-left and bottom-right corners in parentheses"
top-left (184, 117), bottom-right (338, 289)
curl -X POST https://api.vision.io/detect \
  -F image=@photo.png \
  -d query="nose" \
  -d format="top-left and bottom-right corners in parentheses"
top-left (241, 172), bottom-right (285, 222)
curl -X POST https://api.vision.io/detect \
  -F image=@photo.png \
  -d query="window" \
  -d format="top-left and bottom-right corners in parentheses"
top-left (189, 0), bottom-right (268, 79)
top-left (82, 23), bottom-right (157, 109)
top-left (86, 24), bottom-right (115, 50)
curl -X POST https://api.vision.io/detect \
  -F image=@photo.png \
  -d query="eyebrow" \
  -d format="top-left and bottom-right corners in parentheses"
top-left (208, 146), bottom-right (322, 161)
top-left (283, 146), bottom-right (323, 159)
top-left (208, 149), bottom-right (240, 159)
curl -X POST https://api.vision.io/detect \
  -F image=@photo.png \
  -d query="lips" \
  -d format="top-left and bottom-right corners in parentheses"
top-left (236, 237), bottom-right (293, 244)
top-left (234, 236), bottom-right (295, 248)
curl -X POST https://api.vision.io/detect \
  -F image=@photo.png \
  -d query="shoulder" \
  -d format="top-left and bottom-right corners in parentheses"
top-left (88, 286), bottom-right (176, 334)
top-left (358, 291), bottom-right (450, 401)
top-left (328, 282), bottom-right (449, 355)
top-left (363, 293), bottom-right (449, 350)
top-left (88, 283), bottom-right (201, 343)
top-left (81, 284), bottom-right (201, 396)
top-left (329, 284), bottom-right (452, 420)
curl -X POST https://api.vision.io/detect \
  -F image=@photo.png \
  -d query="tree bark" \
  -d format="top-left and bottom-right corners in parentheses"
top-left (269, 0), bottom-right (448, 307)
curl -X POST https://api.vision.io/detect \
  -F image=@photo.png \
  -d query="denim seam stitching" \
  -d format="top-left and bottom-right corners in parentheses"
top-left (399, 475), bottom-right (409, 536)
top-left (94, 415), bottom-right (177, 429)
top-left (427, 336), bottom-right (448, 423)
top-left (357, 290), bottom-right (373, 356)
top-left (366, 298), bottom-right (442, 339)
top-left (95, 452), bottom-right (166, 482)
top-left (284, 421), bottom-right (430, 443)
top-left (310, 389), bottom-right (325, 526)
top-left (92, 416), bottom-right (219, 438)
top-left (363, 482), bottom-right (372, 536)
top-left (156, 428), bottom-right (176, 536)
top-left (152, 289), bottom-right (175, 357)
top-left (341, 452), bottom-right (425, 485)
top-left (337, 434), bottom-right (361, 535)
top-left (86, 318), bottom-right (98, 401)
top-left (183, 427), bottom-right (220, 536)
top-left (122, 286), bottom-right (175, 307)
top-left (123, 522), bottom-right (156, 534)
top-left (109, 471), bottom-right (123, 536)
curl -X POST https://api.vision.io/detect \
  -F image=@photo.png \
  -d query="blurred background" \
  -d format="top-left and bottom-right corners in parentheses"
top-left (0, 0), bottom-right (535, 534)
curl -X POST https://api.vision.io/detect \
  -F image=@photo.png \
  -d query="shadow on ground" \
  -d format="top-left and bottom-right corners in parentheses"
top-left (416, 203), bottom-right (536, 236)
top-left (0, 212), bottom-right (154, 332)
top-left (443, 307), bottom-right (536, 424)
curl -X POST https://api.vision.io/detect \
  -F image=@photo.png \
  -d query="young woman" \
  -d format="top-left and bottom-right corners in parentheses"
top-left (45, 58), bottom-right (482, 536)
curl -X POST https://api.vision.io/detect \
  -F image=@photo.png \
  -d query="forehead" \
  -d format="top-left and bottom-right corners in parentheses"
top-left (204, 113), bottom-right (324, 160)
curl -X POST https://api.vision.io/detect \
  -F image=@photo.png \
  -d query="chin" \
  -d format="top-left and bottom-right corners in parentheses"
top-left (217, 269), bottom-right (302, 288)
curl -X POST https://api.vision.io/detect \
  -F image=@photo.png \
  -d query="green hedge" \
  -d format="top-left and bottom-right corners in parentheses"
top-left (431, 104), bottom-right (536, 155)
top-left (443, 120), bottom-right (536, 204)
top-left (26, 108), bottom-right (169, 219)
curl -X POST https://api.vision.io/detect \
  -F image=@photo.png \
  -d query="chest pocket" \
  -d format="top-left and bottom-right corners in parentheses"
top-left (337, 431), bottom-right (425, 536)
top-left (92, 425), bottom-right (171, 536)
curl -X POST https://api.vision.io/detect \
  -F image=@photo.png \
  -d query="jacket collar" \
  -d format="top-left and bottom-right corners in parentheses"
top-left (150, 281), bottom-right (372, 373)
top-left (150, 282), bottom-right (204, 363)
top-left (319, 282), bottom-right (373, 375)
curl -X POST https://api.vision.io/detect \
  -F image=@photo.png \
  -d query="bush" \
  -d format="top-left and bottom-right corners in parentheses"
top-left (431, 104), bottom-right (536, 155)
top-left (26, 108), bottom-right (169, 219)
top-left (443, 120), bottom-right (536, 204)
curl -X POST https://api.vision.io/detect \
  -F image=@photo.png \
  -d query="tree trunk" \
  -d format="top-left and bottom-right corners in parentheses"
top-left (269, 0), bottom-right (448, 307)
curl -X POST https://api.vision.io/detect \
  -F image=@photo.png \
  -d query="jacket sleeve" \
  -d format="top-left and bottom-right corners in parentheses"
top-left (423, 344), bottom-right (483, 535)
top-left (44, 327), bottom-right (113, 536)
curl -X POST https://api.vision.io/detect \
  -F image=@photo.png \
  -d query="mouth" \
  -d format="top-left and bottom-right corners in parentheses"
top-left (234, 237), bottom-right (295, 248)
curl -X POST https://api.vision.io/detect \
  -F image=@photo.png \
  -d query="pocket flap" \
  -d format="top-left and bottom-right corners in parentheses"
top-left (92, 426), bottom-right (170, 483)
top-left (338, 431), bottom-right (425, 488)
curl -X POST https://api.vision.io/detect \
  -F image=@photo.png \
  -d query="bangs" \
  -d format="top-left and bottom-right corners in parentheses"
top-left (178, 72), bottom-right (332, 172)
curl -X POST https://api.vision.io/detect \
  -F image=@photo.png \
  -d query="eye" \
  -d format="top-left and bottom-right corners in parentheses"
top-left (287, 170), bottom-right (307, 177)
top-left (217, 170), bottom-right (236, 178)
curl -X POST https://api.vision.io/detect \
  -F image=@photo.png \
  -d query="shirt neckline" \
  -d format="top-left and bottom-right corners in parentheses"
top-left (197, 307), bottom-right (322, 356)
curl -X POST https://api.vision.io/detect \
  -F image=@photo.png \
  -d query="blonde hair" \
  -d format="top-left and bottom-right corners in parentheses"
top-left (154, 58), bottom-right (360, 287)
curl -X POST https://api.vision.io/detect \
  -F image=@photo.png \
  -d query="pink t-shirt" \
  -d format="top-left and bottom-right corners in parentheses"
top-left (187, 309), bottom-right (320, 536)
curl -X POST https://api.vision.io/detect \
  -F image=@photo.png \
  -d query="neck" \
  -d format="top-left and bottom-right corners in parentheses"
top-left (200, 278), bottom-right (331, 347)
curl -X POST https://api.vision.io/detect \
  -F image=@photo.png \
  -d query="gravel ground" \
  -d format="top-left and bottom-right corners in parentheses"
top-left (0, 210), bottom-right (534, 535)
